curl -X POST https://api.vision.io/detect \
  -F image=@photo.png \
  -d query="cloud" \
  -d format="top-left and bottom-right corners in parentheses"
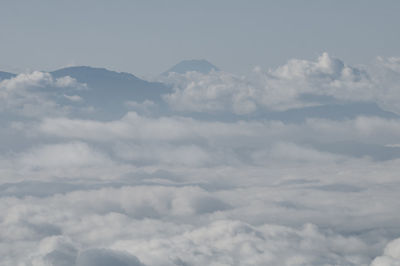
top-left (26, 236), bottom-right (145, 266)
top-left (2, 53), bottom-right (400, 265)
top-left (0, 141), bottom-right (131, 183)
top-left (113, 143), bottom-right (211, 166)
top-left (32, 236), bottom-right (78, 266)
top-left (2, 157), bottom-right (400, 265)
top-left (371, 238), bottom-right (400, 266)
top-left (163, 71), bottom-right (257, 114)
top-left (76, 248), bottom-right (145, 266)
top-left (0, 71), bottom-right (86, 118)
top-left (3, 180), bottom-right (395, 265)
top-left (162, 53), bottom-right (400, 114)
top-left (376, 56), bottom-right (400, 74)
top-left (112, 220), bottom-right (372, 266)
top-left (0, 71), bottom-right (57, 90)
top-left (64, 94), bottom-right (83, 102)
top-left (19, 142), bottom-right (110, 169)
top-left (34, 112), bottom-right (400, 162)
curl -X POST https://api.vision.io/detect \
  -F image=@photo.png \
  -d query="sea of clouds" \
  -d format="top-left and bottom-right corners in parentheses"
top-left (1, 53), bottom-right (400, 265)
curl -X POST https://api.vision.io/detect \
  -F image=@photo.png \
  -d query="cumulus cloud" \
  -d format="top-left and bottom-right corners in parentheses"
top-left (371, 238), bottom-right (400, 266)
top-left (163, 70), bottom-right (257, 114)
top-left (0, 71), bottom-right (86, 118)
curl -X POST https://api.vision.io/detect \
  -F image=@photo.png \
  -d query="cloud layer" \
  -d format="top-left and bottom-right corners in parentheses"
top-left (1, 54), bottom-right (400, 265)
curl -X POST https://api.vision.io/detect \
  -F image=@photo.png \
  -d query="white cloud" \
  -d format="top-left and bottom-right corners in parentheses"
top-left (376, 56), bottom-right (400, 74)
top-left (0, 71), bottom-right (54, 91)
top-left (0, 71), bottom-right (83, 91)
top-left (19, 142), bottom-right (110, 169)
top-left (163, 71), bottom-right (258, 114)
top-left (35, 113), bottom-right (400, 155)
top-left (1, 156), bottom-right (400, 265)
top-left (55, 76), bottom-right (85, 89)
top-left (64, 94), bottom-right (83, 102)
top-left (371, 238), bottom-right (400, 266)
top-left (271, 52), bottom-right (364, 82)
top-left (113, 143), bottom-right (211, 166)
top-left (0, 71), bottom-right (86, 118)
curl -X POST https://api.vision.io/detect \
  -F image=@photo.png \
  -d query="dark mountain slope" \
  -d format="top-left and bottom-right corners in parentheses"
top-left (51, 66), bottom-right (169, 101)
top-left (51, 66), bottom-right (171, 118)
top-left (0, 71), bottom-right (16, 80)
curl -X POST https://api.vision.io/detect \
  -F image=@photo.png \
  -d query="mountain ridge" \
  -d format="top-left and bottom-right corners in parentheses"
top-left (0, 71), bottom-right (16, 80)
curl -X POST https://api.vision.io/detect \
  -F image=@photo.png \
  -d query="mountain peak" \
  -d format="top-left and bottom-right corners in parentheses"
top-left (51, 66), bottom-right (142, 82)
top-left (163, 59), bottom-right (219, 75)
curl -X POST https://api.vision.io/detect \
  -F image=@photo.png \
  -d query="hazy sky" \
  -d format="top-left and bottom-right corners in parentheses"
top-left (1, 0), bottom-right (400, 76)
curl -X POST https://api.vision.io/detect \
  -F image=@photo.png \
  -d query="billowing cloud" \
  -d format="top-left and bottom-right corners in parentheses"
top-left (371, 238), bottom-right (400, 266)
top-left (163, 70), bottom-right (258, 114)
top-left (2, 177), bottom-right (399, 265)
top-left (0, 71), bottom-right (86, 118)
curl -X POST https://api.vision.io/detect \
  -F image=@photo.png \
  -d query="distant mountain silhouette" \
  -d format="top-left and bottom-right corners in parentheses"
top-left (163, 59), bottom-right (219, 75)
top-left (51, 66), bottom-right (171, 118)
top-left (0, 71), bottom-right (16, 80)
top-left (51, 66), bottom-right (169, 100)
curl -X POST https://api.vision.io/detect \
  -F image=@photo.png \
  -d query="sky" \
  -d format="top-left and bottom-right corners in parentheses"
top-left (1, 0), bottom-right (400, 76)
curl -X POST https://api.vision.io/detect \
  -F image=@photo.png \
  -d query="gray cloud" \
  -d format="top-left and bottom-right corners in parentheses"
top-left (76, 249), bottom-right (145, 266)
